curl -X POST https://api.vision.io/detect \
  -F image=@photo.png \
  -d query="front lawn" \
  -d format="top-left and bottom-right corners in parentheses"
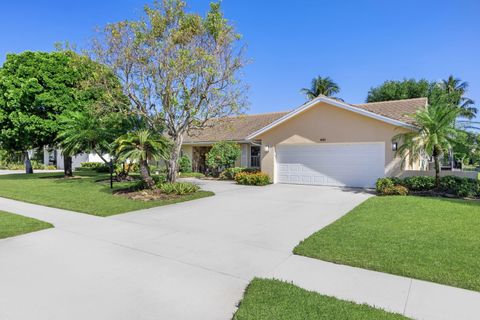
top-left (294, 196), bottom-right (480, 292)
top-left (233, 278), bottom-right (407, 320)
top-left (0, 172), bottom-right (213, 217)
top-left (0, 211), bottom-right (53, 239)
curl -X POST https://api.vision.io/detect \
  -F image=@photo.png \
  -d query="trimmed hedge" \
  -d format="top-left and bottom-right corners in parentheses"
top-left (235, 172), bottom-right (270, 186)
top-left (376, 176), bottom-right (480, 198)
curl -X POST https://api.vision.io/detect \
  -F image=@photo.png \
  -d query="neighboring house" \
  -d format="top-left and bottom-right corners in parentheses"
top-left (43, 149), bottom-right (110, 169)
top-left (182, 96), bottom-right (429, 188)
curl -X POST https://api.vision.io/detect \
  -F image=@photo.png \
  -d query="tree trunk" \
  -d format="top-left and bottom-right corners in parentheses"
top-left (433, 148), bottom-right (441, 189)
top-left (166, 135), bottom-right (184, 183)
top-left (64, 156), bottom-right (73, 177)
top-left (24, 151), bottom-right (33, 174)
top-left (139, 159), bottom-right (155, 189)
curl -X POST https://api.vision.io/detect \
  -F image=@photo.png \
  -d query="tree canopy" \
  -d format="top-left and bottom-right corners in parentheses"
top-left (366, 77), bottom-right (477, 119)
top-left (91, 0), bottom-right (247, 182)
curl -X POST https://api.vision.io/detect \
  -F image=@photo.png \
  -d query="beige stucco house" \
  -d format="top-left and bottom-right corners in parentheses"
top-left (182, 96), bottom-right (429, 187)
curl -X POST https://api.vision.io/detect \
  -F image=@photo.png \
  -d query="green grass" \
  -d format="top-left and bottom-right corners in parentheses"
top-left (232, 278), bottom-right (408, 320)
top-left (0, 172), bottom-right (214, 217)
top-left (294, 196), bottom-right (480, 292)
top-left (0, 211), bottom-right (53, 239)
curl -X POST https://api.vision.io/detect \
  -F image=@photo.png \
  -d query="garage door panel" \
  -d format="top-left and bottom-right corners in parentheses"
top-left (276, 144), bottom-right (384, 188)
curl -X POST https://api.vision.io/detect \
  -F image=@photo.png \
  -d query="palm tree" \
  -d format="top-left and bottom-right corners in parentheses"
top-left (439, 75), bottom-right (477, 119)
top-left (301, 76), bottom-right (341, 100)
top-left (393, 103), bottom-right (462, 188)
top-left (116, 130), bottom-right (171, 189)
top-left (57, 111), bottom-right (115, 164)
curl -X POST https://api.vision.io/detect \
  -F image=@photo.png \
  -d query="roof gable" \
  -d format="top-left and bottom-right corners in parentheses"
top-left (245, 96), bottom-right (422, 140)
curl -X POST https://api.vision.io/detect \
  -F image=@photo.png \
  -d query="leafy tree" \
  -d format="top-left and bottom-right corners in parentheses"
top-left (92, 0), bottom-right (247, 182)
top-left (301, 76), bottom-right (341, 100)
top-left (206, 141), bottom-right (241, 172)
top-left (0, 52), bottom-right (82, 173)
top-left (393, 103), bottom-right (462, 188)
top-left (116, 130), bottom-right (171, 189)
top-left (366, 79), bottom-right (432, 103)
top-left (366, 77), bottom-right (477, 119)
top-left (0, 51), bottom-right (125, 175)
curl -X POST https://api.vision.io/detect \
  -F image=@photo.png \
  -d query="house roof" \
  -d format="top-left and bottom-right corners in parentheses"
top-left (185, 111), bottom-right (289, 144)
top-left (184, 97), bottom-right (427, 144)
top-left (353, 97), bottom-right (427, 126)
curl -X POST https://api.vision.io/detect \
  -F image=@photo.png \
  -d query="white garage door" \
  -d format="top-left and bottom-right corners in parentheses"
top-left (276, 143), bottom-right (385, 188)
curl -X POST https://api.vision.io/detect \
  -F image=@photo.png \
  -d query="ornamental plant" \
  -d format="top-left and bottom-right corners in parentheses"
top-left (206, 141), bottom-right (241, 171)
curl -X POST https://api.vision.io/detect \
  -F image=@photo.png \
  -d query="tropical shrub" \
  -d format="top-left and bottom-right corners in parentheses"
top-left (381, 185), bottom-right (409, 196)
top-left (206, 141), bottom-right (241, 171)
top-left (375, 175), bottom-right (479, 198)
top-left (235, 172), bottom-right (270, 186)
top-left (80, 162), bottom-right (110, 172)
top-left (375, 178), bottom-right (395, 194)
top-left (158, 182), bottom-right (200, 195)
top-left (219, 167), bottom-right (259, 180)
top-left (400, 176), bottom-right (435, 191)
top-left (439, 176), bottom-right (479, 198)
top-left (178, 155), bottom-right (192, 173)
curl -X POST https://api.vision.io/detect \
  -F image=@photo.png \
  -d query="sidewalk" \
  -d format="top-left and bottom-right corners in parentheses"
top-left (267, 255), bottom-right (480, 320)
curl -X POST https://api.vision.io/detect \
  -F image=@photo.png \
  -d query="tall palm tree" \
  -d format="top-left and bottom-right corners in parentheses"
top-left (301, 76), bottom-right (341, 100)
top-left (116, 130), bottom-right (171, 189)
top-left (439, 75), bottom-right (476, 119)
top-left (393, 103), bottom-right (462, 188)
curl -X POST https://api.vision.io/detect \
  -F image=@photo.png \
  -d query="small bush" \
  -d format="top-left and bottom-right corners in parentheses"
top-left (375, 178), bottom-right (395, 194)
top-left (235, 172), bottom-right (270, 186)
top-left (178, 155), bottom-right (192, 173)
top-left (382, 185), bottom-right (409, 196)
top-left (400, 176), bottom-right (435, 191)
top-left (179, 172), bottom-right (205, 178)
top-left (158, 182), bottom-right (200, 195)
top-left (219, 167), bottom-right (259, 180)
top-left (80, 162), bottom-right (110, 172)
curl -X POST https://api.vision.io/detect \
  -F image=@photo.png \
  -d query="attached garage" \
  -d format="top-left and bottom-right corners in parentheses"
top-left (275, 143), bottom-right (385, 188)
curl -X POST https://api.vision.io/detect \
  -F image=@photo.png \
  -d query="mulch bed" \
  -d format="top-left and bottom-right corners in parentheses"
top-left (113, 188), bottom-right (182, 201)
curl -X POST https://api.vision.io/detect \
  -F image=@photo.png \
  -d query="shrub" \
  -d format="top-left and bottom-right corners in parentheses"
top-left (158, 182), bottom-right (200, 195)
top-left (382, 185), bottom-right (409, 196)
top-left (439, 176), bottom-right (479, 198)
top-left (206, 141), bottom-right (241, 171)
top-left (178, 155), bottom-right (192, 173)
top-left (134, 174), bottom-right (166, 190)
top-left (235, 172), bottom-right (270, 186)
top-left (179, 172), bottom-right (205, 178)
top-left (219, 167), bottom-right (259, 180)
top-left (80, 162), bottom-right (110, 173)
top-left (375, 178), bottom-right (394, 194)
top-left (400, 176), bottom-right (435, 191)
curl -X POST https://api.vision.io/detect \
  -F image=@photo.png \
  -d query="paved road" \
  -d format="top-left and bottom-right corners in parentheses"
top-left (0, 180), bottom-right (371, 320)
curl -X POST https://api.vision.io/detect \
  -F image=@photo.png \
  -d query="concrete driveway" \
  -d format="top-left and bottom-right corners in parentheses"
top-left (0, 180), bottom-right (371, 320)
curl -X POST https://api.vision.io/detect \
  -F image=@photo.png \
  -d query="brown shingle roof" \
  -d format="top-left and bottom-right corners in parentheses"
top-left (184, 98), bottom-right (427, 143)
top-left (185, 111), bottom-right (289, 143)
top-left (353, 97), bottom-right (427, 125)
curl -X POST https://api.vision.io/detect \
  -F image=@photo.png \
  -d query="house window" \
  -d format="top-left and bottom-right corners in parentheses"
top-left (250, 146), bottom-right (261, 168)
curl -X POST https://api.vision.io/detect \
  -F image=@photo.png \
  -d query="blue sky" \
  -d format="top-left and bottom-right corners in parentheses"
top-left (1, 0), bottom-right (479, 114)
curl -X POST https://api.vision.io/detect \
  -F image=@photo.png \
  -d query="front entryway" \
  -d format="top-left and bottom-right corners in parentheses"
top-left (192, 146), bottom-right (211, 173)
top-left (275, 143), bottom-right (385, 188)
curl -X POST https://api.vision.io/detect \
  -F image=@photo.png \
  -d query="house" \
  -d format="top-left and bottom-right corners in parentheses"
top-left (182, 96), bottom-right (430, 188)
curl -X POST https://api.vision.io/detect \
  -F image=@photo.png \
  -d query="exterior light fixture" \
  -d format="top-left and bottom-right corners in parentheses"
top-left (264, 145), bottom-right (269, 152)
top-left (392, 142), bottom-right (398, 151)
